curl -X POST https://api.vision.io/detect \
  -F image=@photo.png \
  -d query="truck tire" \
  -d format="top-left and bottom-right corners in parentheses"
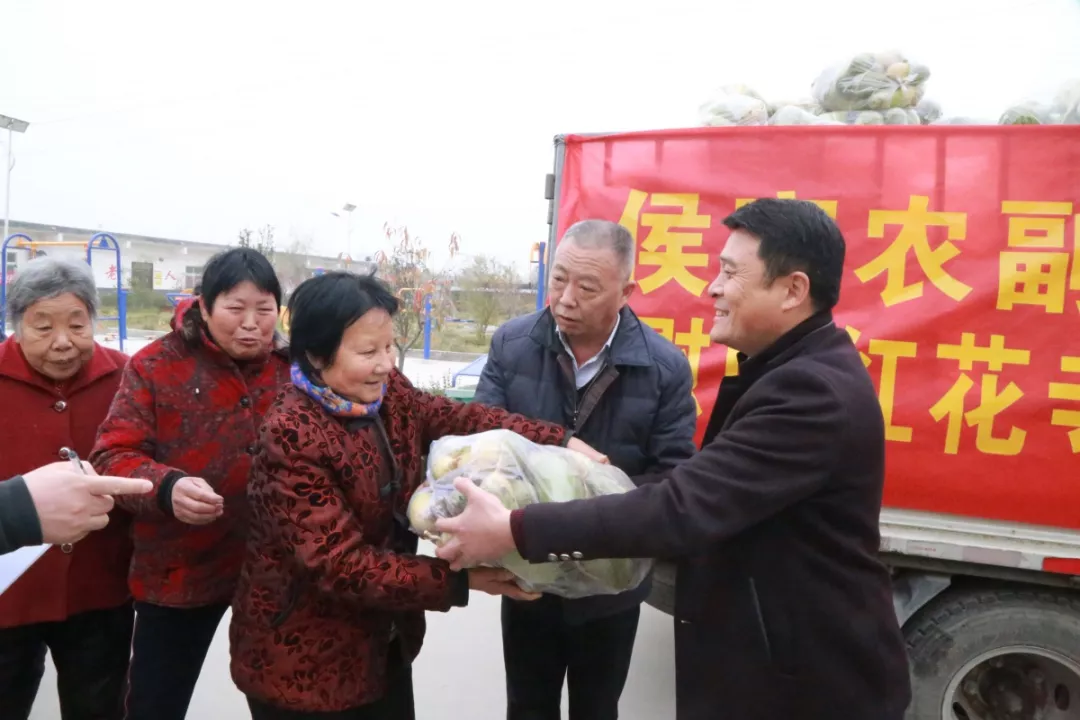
top-left (904, 587), bottom-right (1080, 719)
top-left (645, 560), bottom-right (676, 615)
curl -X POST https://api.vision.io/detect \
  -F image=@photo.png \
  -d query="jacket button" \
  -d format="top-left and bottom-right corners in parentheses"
top-left (60, 543), bottom-right (73, 554)
top-left (546, 553), bottom-right (558, 562)
top-left (559, 553), bottom-right (571, 561)
top-left (53, 400), bottom-right (67, 412)
top-left (240, 397), bottom-right (251, 408)
top-left (571, 551), bottom-right (583, 560)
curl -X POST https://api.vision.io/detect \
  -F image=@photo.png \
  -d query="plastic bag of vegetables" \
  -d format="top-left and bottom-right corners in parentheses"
top-left (407, 429), bottom-right (652, 599)
top-left (768, 105), bottom-right (842, 126)
top-left (820, 110), bottom-right (886, 125)
top-left (999, 101), bottom-right (1056, 125)
top-left (999, 80), bottom-right (1080, 125)
top-left (812, 50), bottom-right (929, 112)
top-left (914, 98), bottom-right (943, 125)
top-left (697, 85), bottom-right (769, 126)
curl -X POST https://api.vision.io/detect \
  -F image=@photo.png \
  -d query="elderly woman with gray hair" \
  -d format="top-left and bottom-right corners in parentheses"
top-left (0, 256), bottom-right (135, 720)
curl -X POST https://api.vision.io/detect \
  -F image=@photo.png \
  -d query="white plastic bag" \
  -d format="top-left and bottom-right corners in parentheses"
top-left (407, 429), bottom-right (652, 599)
top-left (999, 79), bottom-right (1080, 125)
top-left (697, 85), bottom-right (769, 127)
top-left (768, 105), bottom-right (843, 126)
top-left (812, 50), bottom-right (930, 112)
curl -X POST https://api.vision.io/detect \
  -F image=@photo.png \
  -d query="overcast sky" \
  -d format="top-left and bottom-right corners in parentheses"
top-left (3, 0), bottom-right (1079, 272)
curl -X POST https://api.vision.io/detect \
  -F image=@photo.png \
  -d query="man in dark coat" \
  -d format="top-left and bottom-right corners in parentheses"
top-left (472, 219), bottom-right (697, 720)
top-left (437, 199), bottom-right (912, 720)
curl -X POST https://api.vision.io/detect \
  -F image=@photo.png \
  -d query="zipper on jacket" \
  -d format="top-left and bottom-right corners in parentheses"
top-left (748, 577), bottom-right (773, 661)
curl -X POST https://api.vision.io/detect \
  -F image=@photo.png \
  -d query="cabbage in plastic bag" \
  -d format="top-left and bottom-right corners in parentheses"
top-left (767, 98), bottom-right (823, 116)
top-left (999, 79), bottom-right (1080, 125)
top-left (915, 98), bottom-right (943, 125)
top-left (999, 101), bottom-right (1055, 125)
top-left (698, 85), bottom-right (769, 127)
top-left (820, 110), bottom-right (886, 125)
top-left (768, 105), bottom-right (842, 126)
top-left (883, 108), bottom-right (922, 125)
top-left (407, 429), bottom-right (652, 599)
top-left (812, 51), bottom-right (929, 112)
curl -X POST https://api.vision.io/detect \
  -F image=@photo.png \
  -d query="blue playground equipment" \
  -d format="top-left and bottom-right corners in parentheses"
top-left (533, 240), bottom-right (548, 311)
top-left (1, 232), bottom-right (128, 351)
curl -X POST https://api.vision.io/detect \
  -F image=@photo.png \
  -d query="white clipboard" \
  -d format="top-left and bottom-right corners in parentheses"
top-left (0, 544), bottom-right (51, 595)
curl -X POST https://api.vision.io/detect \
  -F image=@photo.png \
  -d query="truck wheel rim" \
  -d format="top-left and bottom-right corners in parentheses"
top-left (943, 645), bottom-right (1080, 720)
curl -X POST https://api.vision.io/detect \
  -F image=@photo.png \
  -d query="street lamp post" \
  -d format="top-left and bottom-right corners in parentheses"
top-left (330, 203), bottom-right (357, 261)
top-left (341, 203), bottom-right (356, 258)
top-left (0, 114), bottom-right (30, 244)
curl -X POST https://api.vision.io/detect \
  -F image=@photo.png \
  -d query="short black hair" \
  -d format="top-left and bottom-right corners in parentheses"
top-left (722, 198), bottom-right (846, 311)
top-left (287, 271), bottom-right (400, 378)
top-left (200, 248), bottom-right (282, 311)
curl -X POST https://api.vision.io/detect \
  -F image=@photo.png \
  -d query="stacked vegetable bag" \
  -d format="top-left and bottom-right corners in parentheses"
top-left (998, 79), bottom-right (1080, 125)
top-left (811, 51), bottom-right (929, 125)
top-left (697, 84), bottom-right (771, 126)
top-left (407, 429), bottom-right (652, 599)
top-left (700, 50), bottom-right (944, 127)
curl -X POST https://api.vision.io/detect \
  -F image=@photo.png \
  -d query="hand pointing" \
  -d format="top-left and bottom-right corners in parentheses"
top-left (22, 461), bottom-right (153, 545)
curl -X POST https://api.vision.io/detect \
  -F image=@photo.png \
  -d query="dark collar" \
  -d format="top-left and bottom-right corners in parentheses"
top-left (528, 306), bottom-right (653, 368)
top-left (735, 311), bottom-right (835, 380)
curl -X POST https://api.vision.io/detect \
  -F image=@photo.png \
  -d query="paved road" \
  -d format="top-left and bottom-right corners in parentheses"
top-left (29, 548), bottom-right (676, 719)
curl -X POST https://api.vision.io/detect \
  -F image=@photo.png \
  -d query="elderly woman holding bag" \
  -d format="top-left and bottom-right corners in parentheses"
top-left (230, 271), bottom-right (602, 720)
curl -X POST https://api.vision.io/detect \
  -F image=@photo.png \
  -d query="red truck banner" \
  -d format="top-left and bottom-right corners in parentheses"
top-left (554, 126), bottom-right (1080, 530)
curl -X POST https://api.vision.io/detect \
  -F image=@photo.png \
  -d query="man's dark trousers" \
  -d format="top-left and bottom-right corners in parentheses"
top-left (502, 595), bottom-right (640, 720)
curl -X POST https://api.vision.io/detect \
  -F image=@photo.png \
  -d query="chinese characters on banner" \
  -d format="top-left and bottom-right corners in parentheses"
top-left (555, 127), bottom-right (1080, 528)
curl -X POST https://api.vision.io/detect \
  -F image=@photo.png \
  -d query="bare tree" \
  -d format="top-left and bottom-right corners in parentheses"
top-left (375, 224), bottom-right (460, 370)
top-left (458, 255), bottom-right (523, 343)
top-left (274, 232), bottom-right (316, 295)
top-left (237, 225), bottom-right (277, 261)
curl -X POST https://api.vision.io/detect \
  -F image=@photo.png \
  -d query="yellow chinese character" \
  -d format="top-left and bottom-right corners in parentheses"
top-left (855, 195), bottom-right (971, 307)
top-left (930, 333), bottom-right (1031, 456)
top-left (1050, 355), bottom-right (1080, 453)
top-left (844, 328), bottom-right (917, 441)
top-left (723, 347), bottom-right (739, 377)
top-left (619, 190), bottom-right (711, 296)
top-left (868, 339), bottom-right (918, 443)
top-left (735, 191), bottom-right (838, 219)
top-left (996, 201), bottom-right (1075, 314)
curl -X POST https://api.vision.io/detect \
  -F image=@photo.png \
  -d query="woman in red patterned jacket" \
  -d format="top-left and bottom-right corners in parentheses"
top-left (91, 248), bottom-right (291, 720)
top-left (230, 272), bottom-right (601, 720)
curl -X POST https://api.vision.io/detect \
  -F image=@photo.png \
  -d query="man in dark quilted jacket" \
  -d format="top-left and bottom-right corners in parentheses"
top-left (473, 219), bottom-right (697, 720)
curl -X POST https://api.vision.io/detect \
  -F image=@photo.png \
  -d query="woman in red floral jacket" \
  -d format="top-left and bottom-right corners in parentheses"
top-left (230, 272), bottom-right (600, 719)
top-left (90, 248), bottom-right (290, 720)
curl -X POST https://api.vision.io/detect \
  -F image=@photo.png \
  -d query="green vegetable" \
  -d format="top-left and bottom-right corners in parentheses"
top-left (812, 51), bottom-right (929, 112)
top-left (414, 429), bottom-right (652, 598)
top-left (999, 103), bottom-right (1052, 125)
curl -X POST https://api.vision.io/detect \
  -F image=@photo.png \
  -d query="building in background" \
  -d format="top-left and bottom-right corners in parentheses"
top-left (3, 220), bottom-right (376, 295)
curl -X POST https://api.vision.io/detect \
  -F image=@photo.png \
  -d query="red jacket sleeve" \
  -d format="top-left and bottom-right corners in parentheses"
top-left (397, 372), bottom-right (567, 448)
top-left (253, 411), bottom-right (464, 613)
top-left (89, 358), bottom-right (185, 516)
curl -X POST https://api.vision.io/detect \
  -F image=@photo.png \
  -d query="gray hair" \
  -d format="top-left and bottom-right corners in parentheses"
top-left (560, 220), bottom-right (635, 281)
top-left (9, 257), bottom-right (98, 333)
